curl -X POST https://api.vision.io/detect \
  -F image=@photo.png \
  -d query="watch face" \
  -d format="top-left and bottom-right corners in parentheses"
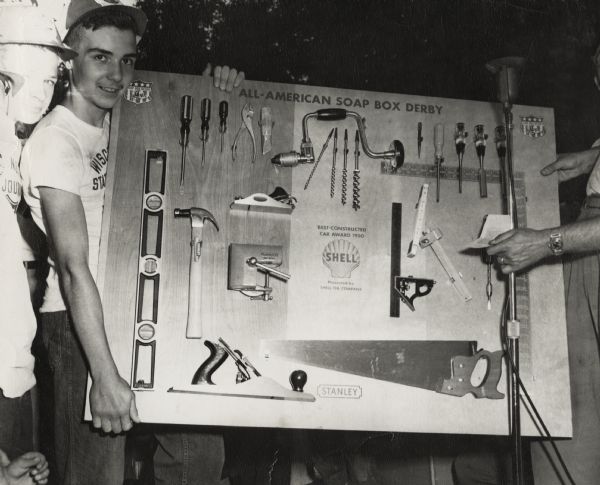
top-left (549, 233), bottom-right (563, 255)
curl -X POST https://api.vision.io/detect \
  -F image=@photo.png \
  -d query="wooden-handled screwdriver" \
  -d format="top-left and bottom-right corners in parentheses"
top-left (200, 98), bottom-right (211, 166)
top-left (179, 95), bottom-right (193, 192)
top-left (219, 101), bottom-right (228, 153)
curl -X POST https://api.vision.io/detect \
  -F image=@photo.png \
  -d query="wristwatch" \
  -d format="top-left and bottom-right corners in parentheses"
top-left (548, 232), bottom-right (564, 256)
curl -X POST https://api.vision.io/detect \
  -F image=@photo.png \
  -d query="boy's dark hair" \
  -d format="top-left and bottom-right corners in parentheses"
top-left (64, 10), bottom-right (137, 49)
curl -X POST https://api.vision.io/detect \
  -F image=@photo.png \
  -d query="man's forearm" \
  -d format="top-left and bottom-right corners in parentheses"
top-left (560, 216), bottom-right (600, 254)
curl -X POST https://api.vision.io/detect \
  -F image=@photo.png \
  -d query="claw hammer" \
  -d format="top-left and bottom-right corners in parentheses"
top-left (174, 207), bottom-right (219, 338)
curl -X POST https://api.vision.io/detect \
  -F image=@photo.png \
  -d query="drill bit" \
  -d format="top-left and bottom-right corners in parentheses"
top-left (417, 122), bottom-right (423, 158)
top-left (483, 253), bottom-right (493, 310)
top-left (434, 123), bottom-right (444, 203)
top-left (179, 95), bottom-right (193, 192)
top-left (218, 100), bottom-right (228, 153)
top-left (341, 129), bottom-right (348, 205)
top-left (304, 128), bottom-right (335, 191)
top-left (352, 130), bottom-right (360, 211)
top-left (200, 98), bottom-right (211, 166)
top-left (330, 128), bottom-right (338, 198)
top-left (454, 123), bottom-right (467, 194)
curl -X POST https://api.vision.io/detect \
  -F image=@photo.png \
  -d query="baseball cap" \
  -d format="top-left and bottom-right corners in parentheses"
top-left (66, 0), bottom-right (148, 37)
top-left (0, 7), bottom-right (77, 61)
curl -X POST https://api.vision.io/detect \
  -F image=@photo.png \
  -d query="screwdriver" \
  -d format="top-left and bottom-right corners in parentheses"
top-left (434, 123), bottom-right (444, 203)
top-left (219, 101), bottom-right (228, 153)
top-left (179, 95), bottom-right (193, 192)
top-left (454, 123), bottom-right (467, 194)
top-left (200, 98), bottom-right (211, 166)
top-left (494, 125), bottom-right (507, 200)
top-left (474, 124), bottom-right (488, 198)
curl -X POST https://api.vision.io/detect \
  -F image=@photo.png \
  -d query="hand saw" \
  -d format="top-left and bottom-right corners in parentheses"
top-left (262, 340), bottom-right (504, 399)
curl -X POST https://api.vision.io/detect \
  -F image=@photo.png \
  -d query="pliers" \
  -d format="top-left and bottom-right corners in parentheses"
top-left (231, 103), bottom-right (256, 163)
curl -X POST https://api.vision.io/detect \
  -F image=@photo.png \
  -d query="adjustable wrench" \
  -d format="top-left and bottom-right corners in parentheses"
top-left (174, 207), bottom-right (219, 338)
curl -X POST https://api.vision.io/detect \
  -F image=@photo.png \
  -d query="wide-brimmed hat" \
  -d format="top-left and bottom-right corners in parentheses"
top-left (66, 0), bottom-right (147, 37)
top-left (0, 6), bottom-right (77, 61)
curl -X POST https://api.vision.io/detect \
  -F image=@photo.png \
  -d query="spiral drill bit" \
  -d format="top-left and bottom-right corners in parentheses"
top-left (304, 128), bottom-right (335, 190)
top-left (341, 129), bottom-right (348, 205)
top-left (352, 130), bottom-right (360, 211)
top-left (330, 128), bottom-right (338, 198)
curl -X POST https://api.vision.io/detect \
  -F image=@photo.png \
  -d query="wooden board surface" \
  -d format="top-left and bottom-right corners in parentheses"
top-left (94, 70), bottom-right (571, 437)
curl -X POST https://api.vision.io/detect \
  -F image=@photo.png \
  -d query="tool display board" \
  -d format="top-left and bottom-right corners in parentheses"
top-left (94, 70), bottom-right (570, 437)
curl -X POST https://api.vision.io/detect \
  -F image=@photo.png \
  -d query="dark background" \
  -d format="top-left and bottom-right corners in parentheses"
top-left (136, 0), bottom-right (600, 152)
top-left (135, 0), bottom-right (600, 216)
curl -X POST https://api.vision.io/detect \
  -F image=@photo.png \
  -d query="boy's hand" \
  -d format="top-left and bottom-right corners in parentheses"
top-left (203, 63), bottom-right (245, 92)
top-left (0, 450), bottom-right (49, 485)
top-left (90, 372), bottom-right (140, 434)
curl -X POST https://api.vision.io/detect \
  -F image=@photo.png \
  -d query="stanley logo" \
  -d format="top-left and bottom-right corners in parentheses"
top-left (317, 384), bottom-right (362, 399)
top-left (322, 239), bottom-right (360, 278)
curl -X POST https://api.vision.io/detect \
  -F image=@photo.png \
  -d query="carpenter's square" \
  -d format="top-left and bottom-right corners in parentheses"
top-left (408, 183), bottom-right (429, 258)
top-left (419, 227), bottom-right (472, 302)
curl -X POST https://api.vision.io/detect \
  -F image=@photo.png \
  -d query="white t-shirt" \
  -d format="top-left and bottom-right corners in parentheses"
top-left (0, 114), bottom-right (36, 398)
top-left (21, 105), bottom-right (109, 313)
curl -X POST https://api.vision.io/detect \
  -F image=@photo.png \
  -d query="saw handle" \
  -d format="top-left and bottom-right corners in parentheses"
top-left (441, 349), bottom-right (504, 399)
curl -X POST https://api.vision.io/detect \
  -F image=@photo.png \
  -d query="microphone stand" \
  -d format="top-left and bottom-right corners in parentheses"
top-left (486, 56), bottom-right (525, 485)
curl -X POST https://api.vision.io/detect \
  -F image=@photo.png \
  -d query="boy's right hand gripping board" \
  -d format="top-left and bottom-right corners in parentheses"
top-left (95, 71), bottom-right (571, 438)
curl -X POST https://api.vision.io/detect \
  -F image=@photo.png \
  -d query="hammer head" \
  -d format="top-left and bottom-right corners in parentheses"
top-left (174, 207), bottom-right (219, 231)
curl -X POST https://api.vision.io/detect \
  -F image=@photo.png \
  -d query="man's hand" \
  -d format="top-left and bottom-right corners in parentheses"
top-left (540, 148), bottom-right (600, 182)
top-left (90, 372), bottom-right (140, 434)
top-left (0, 449), bottom-right (49, 485)
top-left (202, 63), bottom-right (245, 92)
top-left (486, 228), bottom-right (552, 274)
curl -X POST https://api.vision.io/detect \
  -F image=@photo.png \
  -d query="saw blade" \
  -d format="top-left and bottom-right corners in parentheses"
top-left (262, 340), bottom-right (503, 399)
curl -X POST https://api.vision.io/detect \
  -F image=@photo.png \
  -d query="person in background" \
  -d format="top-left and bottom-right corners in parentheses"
top-left (454, 40), bottom-right (600, 485)
top-left (0, 8), bottom-right (76, 485)
top-left (0, 449), bottom-right (49, 485)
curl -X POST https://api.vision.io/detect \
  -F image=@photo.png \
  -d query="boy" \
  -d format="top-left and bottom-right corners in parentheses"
top-left (21, 1), bottom-right (243, 483)
top-left (20, 3), bottom-right (146, 483)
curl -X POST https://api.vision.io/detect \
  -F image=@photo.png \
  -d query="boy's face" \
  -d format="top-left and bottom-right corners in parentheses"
top-left (1, 45), bottom-right (59, 124)
top-left (70, 25), bottom-right (137, 115)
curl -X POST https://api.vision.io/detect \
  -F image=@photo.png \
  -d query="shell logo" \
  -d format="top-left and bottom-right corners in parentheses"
top-left (322, 239), bottom-right (360, 278)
